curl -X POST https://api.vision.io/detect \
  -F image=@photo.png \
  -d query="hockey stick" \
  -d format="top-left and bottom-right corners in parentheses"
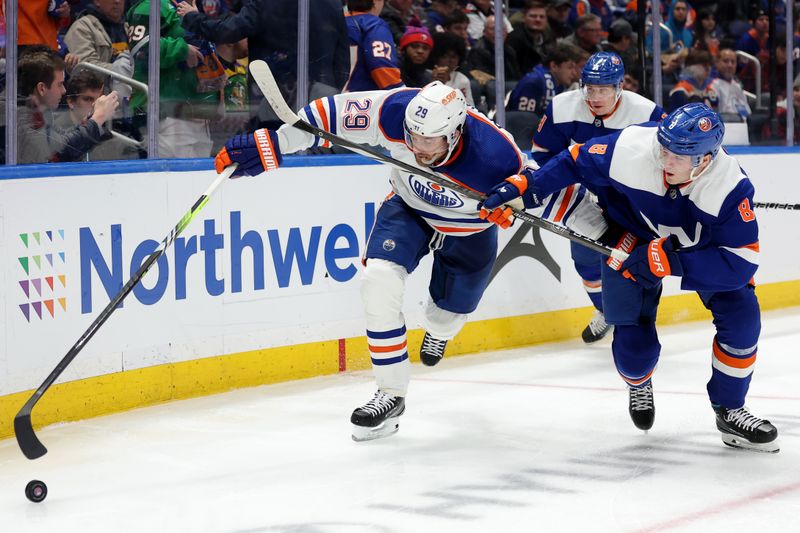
top-left (14, 164), bottom-right (238, 460)
top-left (248, 60), bottom-right (625, 261)
top-left (753, 202), bottom-right (800, 210)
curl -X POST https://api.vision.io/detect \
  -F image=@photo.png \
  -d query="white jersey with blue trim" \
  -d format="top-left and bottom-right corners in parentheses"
top-left (276, 87), bottom-right (530, 235)
top-left (532, 89), bottom-right (666, 164)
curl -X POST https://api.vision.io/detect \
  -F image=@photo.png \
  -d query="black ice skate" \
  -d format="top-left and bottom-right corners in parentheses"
top-left (628, 380), bottom-right (655, 431)
top-left (351, 390), bottom-right (405, 442)
top-left (582, 311), bottom-right (613, 344)
top-left (420, 332), bottom-right (448, 367)
top-left (712, 404), bottom-right (779, 453)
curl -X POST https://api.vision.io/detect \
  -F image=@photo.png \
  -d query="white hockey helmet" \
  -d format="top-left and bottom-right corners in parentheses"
top-left (404, 82), bottom-right (467, 164)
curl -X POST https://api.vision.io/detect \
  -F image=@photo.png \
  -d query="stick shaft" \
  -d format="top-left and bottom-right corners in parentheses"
top-left (14, 165), bottom-right (236, 460)
top-left (248, 60), bottom-right (617, 258)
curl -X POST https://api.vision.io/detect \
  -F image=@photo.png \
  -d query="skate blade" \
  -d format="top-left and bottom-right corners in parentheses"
top-left (720, 433), bottom-right (780, 453)
top-left (351, 417), bottom-right (401, 442)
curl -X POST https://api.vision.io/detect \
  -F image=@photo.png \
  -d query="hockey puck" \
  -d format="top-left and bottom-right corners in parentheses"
top-left (25, 480), bottom-right (47, 503)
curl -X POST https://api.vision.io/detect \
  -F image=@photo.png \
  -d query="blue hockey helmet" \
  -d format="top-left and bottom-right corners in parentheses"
top-left (657, 103), bottom-right (725, 167)
top-left (580, 52), bottom-right (625, 86)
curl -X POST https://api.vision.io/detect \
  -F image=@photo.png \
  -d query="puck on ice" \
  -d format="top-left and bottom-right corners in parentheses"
top-left (25, 480), bottom-right (47, 503)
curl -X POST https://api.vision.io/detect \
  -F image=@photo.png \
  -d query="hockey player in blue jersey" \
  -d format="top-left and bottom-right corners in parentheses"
top-left (213, 81), bottom-right (589, 441)
top-left (505, 43), bottom-right (579, 117)
top-left (531, 52), bottom-right (666, 344)
top-left (344, 0), bottom-right (404, 92)
top-left (481, 103), bottom-right (779, 452)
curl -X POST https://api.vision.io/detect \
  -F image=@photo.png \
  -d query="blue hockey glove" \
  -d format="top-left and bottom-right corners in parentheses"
top-left (479, 174), bottom-right (542, 228)
top-left (215, 129), bottom-right (282, 177)
top-left (621, 236), bottom-right (683, 288)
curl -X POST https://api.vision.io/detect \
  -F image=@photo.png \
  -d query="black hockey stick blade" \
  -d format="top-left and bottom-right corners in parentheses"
top-left (248, 60), bottom-right (624, 262)
top-left (13, 164), bottom-right (237, 460)
top-left (14, 412), bottom-right (46, 460)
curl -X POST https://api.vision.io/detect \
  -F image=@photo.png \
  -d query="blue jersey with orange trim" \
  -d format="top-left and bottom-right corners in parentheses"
top-left (275, 87), bottom-right (528, 235)
top-left (532, 89), bottom-right (666, 165)
top-left (506, 65), bottom-right (563, 116)
top-left (526, 124), bottom-right (760, 292)
top-left (344, 12), bottom-right (403, 92)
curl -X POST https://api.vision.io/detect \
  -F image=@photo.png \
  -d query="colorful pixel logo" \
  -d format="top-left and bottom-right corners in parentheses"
top-left (18, 230), bottom-right (67, 322)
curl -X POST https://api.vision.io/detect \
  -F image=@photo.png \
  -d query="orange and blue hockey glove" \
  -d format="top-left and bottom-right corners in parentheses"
top-left (479, 174), bottom-right (541, 228)
top-left (214, 129), bottom-right (282, 177)
top-left (621, 236), bottom-right (683, 288)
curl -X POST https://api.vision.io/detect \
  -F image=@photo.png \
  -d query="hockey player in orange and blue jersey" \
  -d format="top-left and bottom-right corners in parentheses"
top-left (481, 103), bottom-right (779, 453)
top-left (212, 81), bottom-right (607, 442)
top-left (344, 0), bottom-right (403, 92)
top-left (531, 52), bottom-right (666, 344)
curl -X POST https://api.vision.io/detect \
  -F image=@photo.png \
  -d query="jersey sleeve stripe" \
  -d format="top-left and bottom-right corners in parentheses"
top-left (720, 243), bottom-right (759, 265)
top-left (327, 96), bottom-right (338, 135)
top-left (371, 67), bottom-right (403, 89)
top-left (314, 99), bottom-right (331, 148)
top-left (569, 143), bottom-right (582, 161)
top-left (552, 183), bottom-right (576, 223)
top-left (302, 105), bottom-right (321, 149)
top-left (560, 184), bottom-right (586, 225)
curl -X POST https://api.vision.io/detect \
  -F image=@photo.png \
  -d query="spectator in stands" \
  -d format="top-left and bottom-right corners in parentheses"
top-left (176, 0), bottom-right (350, 117)
top-left (569, 0), bottom-right (613, 31)
top-left (398, 26), bottom-right (434, 88)
top-left (465, 0), bottom-right (512, 42)
top-left (763, 73), bottom-right (800, 143)
top-left (381, 0), bottom-right (415, 45)
top-left (17, 50), bottom-right (119, 163)
top-left (430, 31), bottom-right (474, 105)
top-left (64, 0), bottom-right (133, 100)
top-left (603, 18), bottom-right (637, 72)
top-left (623, 66), bottom-right (641, 94)
top-left (708, 46), bottom-right (750, 120)
top-left (342, 0), bottom-right (404, 92)
top-left (664, 0), bottom-right (694, 50)
top-left (19, 0), bottom-right (71, 52)
top-left (736, 6), bottom-right (769, 59)
top-left (466, 14), bottom-right (522, 82)
top-left (426, 0), bottom-right (459, 34)
top-left (55, 70), bottom-right (139, 160)
top-left (667, 49), bottom-right (714, 112)
top-left (129, 0), bottom-right (221, 158)
top-left (560, 14), bottom-right (603, 55)
top-left (646, 0), bottom-right (693, 53)
top-left (546, 0), bottom-right (574, 39)
top-left (507, 0), bottom-right (556, 75)
top-left (506, 42), bottom-right (579, 115)
top-left (693, 8), bottom-right (722, 57)
top-left (443, 9), bottom-right (471, 49)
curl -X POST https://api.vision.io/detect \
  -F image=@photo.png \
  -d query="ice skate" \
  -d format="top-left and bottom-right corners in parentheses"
top-left (582, 310), bottom-right (613, 344)
top-left (712, 405), bottom-right (779, 453)
top-left (351, 390), bottom-right (405, 442)
top-left (420, 332), bottom-right (448, 367)
top-left (628, 380), bottom-right (655, 431)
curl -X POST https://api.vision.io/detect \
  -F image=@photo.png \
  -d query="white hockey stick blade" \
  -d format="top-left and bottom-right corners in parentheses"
top-left (249, 60), bottom-right (301, 125)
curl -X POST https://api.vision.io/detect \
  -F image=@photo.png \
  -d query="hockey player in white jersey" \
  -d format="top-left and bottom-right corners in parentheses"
top-left (530, 52), bottom-right (666, 344)
top-left (214, 81), bottom-right (587, 441)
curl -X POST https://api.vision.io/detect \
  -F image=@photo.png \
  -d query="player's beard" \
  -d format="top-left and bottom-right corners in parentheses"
top-left (414, 151), bottom-right (446, 167)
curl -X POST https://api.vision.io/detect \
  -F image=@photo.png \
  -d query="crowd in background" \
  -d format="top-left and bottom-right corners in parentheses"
top-left (1, 0), bottom-right (799, 165)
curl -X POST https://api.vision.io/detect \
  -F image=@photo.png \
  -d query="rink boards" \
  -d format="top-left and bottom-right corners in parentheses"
top-left (1, 150), bottom-right (799, 439)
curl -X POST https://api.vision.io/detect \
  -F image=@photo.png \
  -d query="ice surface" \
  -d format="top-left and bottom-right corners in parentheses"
top-left (2, 308), bottom-right (799, 532)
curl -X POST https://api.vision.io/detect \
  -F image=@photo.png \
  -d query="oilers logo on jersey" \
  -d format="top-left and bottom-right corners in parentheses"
top-left (409, 176), bottom-right (465, 208)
